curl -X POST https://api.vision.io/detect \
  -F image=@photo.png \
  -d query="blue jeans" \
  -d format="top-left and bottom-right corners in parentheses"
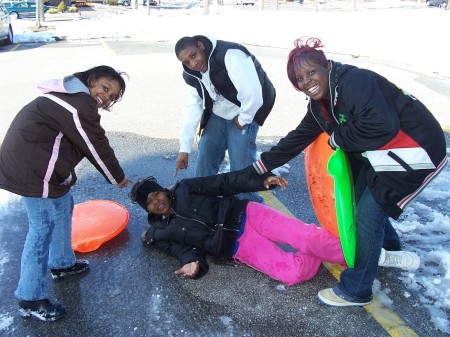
top-left (196, 113), bottom-right (262, 202)
top-left (15, 192), bottom-right (76, 301)
top-left (334, 165), bottom-right (399, 302)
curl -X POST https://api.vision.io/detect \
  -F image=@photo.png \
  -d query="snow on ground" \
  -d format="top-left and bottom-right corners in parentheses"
top-left (9, 1), bottom-right (450, 78)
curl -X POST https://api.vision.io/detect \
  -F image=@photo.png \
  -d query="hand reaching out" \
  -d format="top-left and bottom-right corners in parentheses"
top-left (174, 152), bottom-right (189, 177)
top-left (175, 261), bottom-right (199, 278)
top-left (117, 178), bottom-right (133, 188)
top-left (264, 175), bottom-right (288, 191)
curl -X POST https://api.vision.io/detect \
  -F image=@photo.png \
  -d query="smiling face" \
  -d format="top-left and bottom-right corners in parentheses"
top-left (88, 77), bottom-right (121, 109)
top-left (146, 191), bottom-right (172, 216)
top-left (177, 41), bottom-right (208, 73)
top-left (294, 60), bottom-right (331, 101)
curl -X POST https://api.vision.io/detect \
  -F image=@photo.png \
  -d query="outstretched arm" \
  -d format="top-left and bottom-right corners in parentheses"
top-left (255, 111), bottom-right (323, 175)
top-left (185, 166), bottom-right (281, 197)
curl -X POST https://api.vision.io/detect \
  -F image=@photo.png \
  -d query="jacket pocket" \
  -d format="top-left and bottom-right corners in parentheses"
top-left (203, 224), bottom-right (223, 257)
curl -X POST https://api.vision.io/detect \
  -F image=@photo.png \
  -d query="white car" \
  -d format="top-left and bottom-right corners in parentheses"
top-left (0, 3), bottom-right (13, 45)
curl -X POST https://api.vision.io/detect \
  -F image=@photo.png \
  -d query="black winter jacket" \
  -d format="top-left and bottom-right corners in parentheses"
top-left (256, 61), bottom-right (447, 219)
top-left (0, 84), bottom-right (125, 198)
top-left (142, 167), bottom-right (272, 279)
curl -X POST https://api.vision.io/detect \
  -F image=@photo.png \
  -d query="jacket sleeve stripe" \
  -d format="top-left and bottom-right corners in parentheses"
top-left (42, 94), bottom-right (118, 184)
top-left (397, 156), bottom-right (448, 210)
top-left (253, 159), bottom-right (268, 175)
top-left (42, 132), bottom-right (64, 198)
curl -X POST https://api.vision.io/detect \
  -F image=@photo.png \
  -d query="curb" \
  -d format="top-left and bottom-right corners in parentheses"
top-left (44, 12), bottom-right (82, 21)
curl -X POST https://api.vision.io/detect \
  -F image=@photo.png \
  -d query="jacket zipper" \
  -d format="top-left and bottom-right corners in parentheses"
top-left (174, 214), bottom-right (238, 233)
top-left (174, 213), bottom-right (213, 232)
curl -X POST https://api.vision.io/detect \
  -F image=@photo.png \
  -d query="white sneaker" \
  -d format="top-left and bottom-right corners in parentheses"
top-left (378, 248), bottom-right (420, 272)
top-left (317, 288), bottom-right (372, 307)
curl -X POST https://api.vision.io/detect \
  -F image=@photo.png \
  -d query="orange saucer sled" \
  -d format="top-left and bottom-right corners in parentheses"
top-left (71, 200), bottom-right (129, 253)
top-left (304, 132), bottom-right (356, 268)
top-left (304, 133), bottom-right (339, 238)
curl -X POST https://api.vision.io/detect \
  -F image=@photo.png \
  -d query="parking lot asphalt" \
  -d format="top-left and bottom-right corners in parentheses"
top-left (2, 130), bottom-right (449, 336)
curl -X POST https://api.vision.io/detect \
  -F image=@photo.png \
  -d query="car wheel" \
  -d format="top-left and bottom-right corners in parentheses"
top-left (9, 11), bottom-right (19, 19)
top-left (6, 25), bottom-right (13, 45)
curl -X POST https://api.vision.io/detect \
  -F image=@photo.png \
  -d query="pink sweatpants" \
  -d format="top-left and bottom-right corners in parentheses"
top-left (233, 202), bottom-right (345, 286)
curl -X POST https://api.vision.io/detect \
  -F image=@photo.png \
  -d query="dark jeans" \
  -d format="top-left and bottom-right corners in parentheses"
top-left (334, 164), bottom-right (400, 302)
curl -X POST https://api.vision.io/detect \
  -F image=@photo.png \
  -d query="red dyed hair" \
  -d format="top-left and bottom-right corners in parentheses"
top-left (287, 37), bottom-right (328, 91)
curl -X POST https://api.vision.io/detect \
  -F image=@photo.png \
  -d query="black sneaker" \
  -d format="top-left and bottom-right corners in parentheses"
top-left (19, 299), bottom-right (66, 322)
top-left (50, 259), bottom-right (90, 280)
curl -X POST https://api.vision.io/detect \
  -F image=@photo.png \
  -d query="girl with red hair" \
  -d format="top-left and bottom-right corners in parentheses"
top-left (252, 37), bottom-right (447, 306)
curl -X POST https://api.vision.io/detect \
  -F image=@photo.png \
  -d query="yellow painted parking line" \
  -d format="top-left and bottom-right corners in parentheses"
top-left (322, 261), bottom-right (345, 280)
top-left (101, 40), bottom-right (115, 54)
top-left (260, 190), bottom-right (420, 337)
top-left (0, 43), bottom-right (20, 61)
top-left (260, 190), bottom-right (292, 215)
top-left (365, 297), bottom-right (420, 337)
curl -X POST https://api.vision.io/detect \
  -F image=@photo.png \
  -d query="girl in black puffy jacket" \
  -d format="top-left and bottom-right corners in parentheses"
top-left (131, 167), bottom-right (348, 285)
